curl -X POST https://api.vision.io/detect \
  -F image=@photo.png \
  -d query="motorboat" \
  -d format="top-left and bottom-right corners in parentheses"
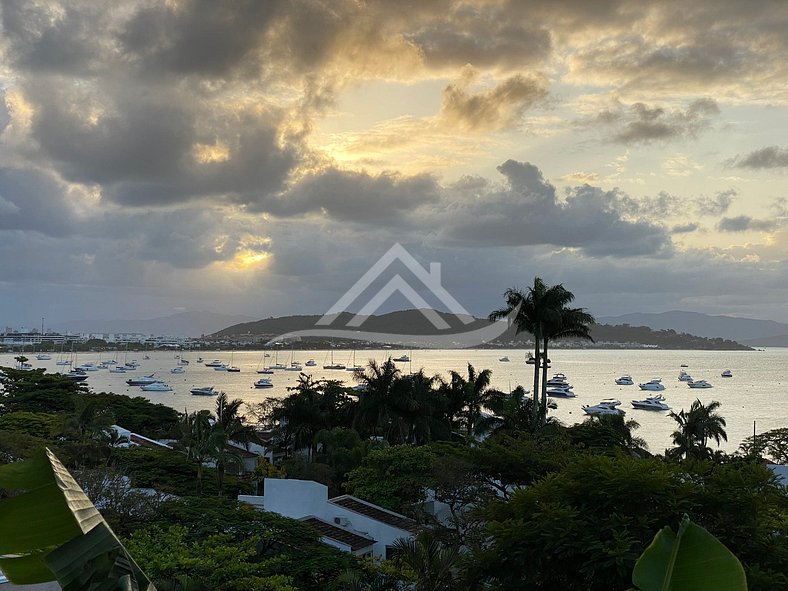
top-left (105, 359), bottom-right (117, 365)
top-left (178, 359), bottom-right (189, 365)
top-left (545, 373), bottom-right (570, 387)
top-left (63, 370), bottom-right (88, 382)
top-left (35, 354), bottom-right (52, 360)
top-left (688, 379), bottom-right (713, 389)
top-left (196, 357), bottom-right (204, 363)
top-left (16, 362), bottom-right (33, 370)
top-left (254, 378), bottom-right (273, 388)
top-left (351, 384), bottom-right (368, 392)
top-left (499, 356), bottom-right (510, 362)
top-left (547, 385), bottom-right (576, 398)
top-left (141, 382), bottom-right (172, 392)
top-left (143, 355), bottom-right (150, 360)
top-left (190, 386), bottom-right (218, 396)
top-left (76, 363), bottom-right (99, 372)
top-left (225, 366), bottom-right (241, 372)
top-left (214, 364), bottom-right (229, 372)
top-left (170, 367), bottom-right (186, 374)
top-left (721, 369), bottom-right (733, 378)
top-left (305, 359), bottom-right (317, 367)
top-left (55, 360), bottom-right (72, 366)
top-left (272, 362), bottom-right (288, 370)
top-left (583, 399), bottom-right (624, 416)
top-left (323, 363), bottom-right (346, 370)
top-left (631, 394), bottom-right (670, 411)
top-left (108, 366), bottom-right (127, 373)
top-left (638, 379), bottom-right (665, 391)
top-left (526, 353), bottom-right (537, 365)
top-left (678, 371), bottom-right (692, 382)
top-left (393, 355), bottom-right (410, 363)
top-left (615, 375), bottom-right (634, 385)
top-left (126, 375), bottom-right (158, 386)
top-left (205, 360), bottom-right (225, 367)
top-left (680, 364), bottom-right (689, 368)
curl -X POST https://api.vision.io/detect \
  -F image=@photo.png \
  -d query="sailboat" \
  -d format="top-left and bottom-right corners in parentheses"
top-left (285, 346), bottom-right (302, 371)
top-left (323, 344), bottom-right (345, 370)
top-left (256, 349), bottom-right (274, 374)
top-left (345, 348), bottom-right (363, 372)
top-left (270, 349), bottom-right (287, 370)
top-left (225, 350), bottom-right (241, 372)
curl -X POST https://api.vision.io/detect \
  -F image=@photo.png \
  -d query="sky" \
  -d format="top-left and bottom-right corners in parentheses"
top-left (1, 0), bottom-right (788, 328)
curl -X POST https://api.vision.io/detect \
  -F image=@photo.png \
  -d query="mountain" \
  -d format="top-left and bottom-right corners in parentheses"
top-left (214, 310), bottom-right (752, 350)
top-left (50, 311), bottom-right (258, 338)
top-left (597, 311), bottom-right (788, 343)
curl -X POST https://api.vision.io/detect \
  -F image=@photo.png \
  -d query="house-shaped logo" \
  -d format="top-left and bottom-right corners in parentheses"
top-left (266, 242), bottom-right (517, 348)
top-left (316, 243), bottom-right (474, 330)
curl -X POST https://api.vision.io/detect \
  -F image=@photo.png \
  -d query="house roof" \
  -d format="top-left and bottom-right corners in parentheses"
top-left (300, 516), bottom-right (376, 551)
top-left (329, 495), bottom-right (421, 534)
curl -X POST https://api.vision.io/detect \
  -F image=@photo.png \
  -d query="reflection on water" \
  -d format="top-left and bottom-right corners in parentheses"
top-left (5, 347), bottom-right (786, 453)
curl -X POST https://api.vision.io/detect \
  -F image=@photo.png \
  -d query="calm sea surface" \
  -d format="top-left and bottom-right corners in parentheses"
top-left (6, 348), bottom-right (788, 454)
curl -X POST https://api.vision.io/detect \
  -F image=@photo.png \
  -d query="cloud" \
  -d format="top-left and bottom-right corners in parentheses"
top-left (696, 189), bottom-right (735, 216)
top-left (436, 160), bottom-right (672, 257)
top-left (590, 98), bottom-right (720, 145)
top-left (726, 146), bottom-right (788, 169)
top-left (671, 223), bottom-right (699, 234)
top-left (439, 67), bottom-right (549, 132)
top-left (717, 215), bottom-right (777, 233)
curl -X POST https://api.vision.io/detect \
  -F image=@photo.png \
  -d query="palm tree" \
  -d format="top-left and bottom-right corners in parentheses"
top-left (352, 358), bottom-right (401, 442)
top-left (446, 364), bottom-right (499, 441)
top-left (668, 399), bottom-right (727, 460)
top-left (392, 531), bottom-right (460, 591)
top-left (179, 410), bottom-right (215, 494)
top-left (212, 393), bottom-right (258, 496)
top-left (475, 385), bottom-right (535, 436)
top-left (539, 304), bottom-right (595, 420)
top-left (490, 278), bottom-right (594, 424)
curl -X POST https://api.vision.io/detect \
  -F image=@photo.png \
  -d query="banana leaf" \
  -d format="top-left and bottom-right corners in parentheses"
top-left (0, 447), bottom-right (156, 590)
top-left (632, 514), bottom-right (747, 591)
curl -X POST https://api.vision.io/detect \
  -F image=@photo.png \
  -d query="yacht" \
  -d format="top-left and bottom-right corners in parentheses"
top-left (305, 359), bottom-right (317, 367)
top-left (170, 367), bottom-right (186, 374)
top-left (393, 354), bottom-right (410, 363)
top-left (547, 385), bottom-right (576, 398)
top-left (63, 370), bottom-right (88, 381)
top-left (254, 378), bottom-right (273, 388)
top-left (190, 386), bottom-right (218, 396)
top-left (35, 354), bottom-right (52, 360)
top-left (688, 379), bottom-right (713, 389)
top-left (678, 371), bottom-right (692, 382)
top-left (721, 369), bottom-right (733, 378)
top-left (225, 366), bottom-right (241, 372)
top-left (545, 373), bottom-right (570, 387)
top-left (205, 360), bottom-right (225, 367)
top-left (272, 362), bottom-right (288, 370)
top-left (55, 360), bottom-right (72, 366)
top-left (583, 399), bottom-right (625, 416)
top-left (499, 356), bottom-right (510, 362)
top-left (126, 375), bottom-right (158, 386)
top-left (615, 375), bottom-right (634, 385)
top-left (141, 382), bottom-right (172, 392)
top-left (638, 379), bottom-right (665, 391)
top-left (631, 395), bottom-right (670, 411)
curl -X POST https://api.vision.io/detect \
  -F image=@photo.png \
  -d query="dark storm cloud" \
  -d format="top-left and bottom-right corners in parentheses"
top-left (120, 0), bottom-right (277, 78)
top-left (727, 146), bottom-right (788, 170)
top-left (25, 84), bottom-right (297, 206)
top-left (437, 160), bottom-right (672, 257)
top-left (440, 72), bottom-right (549, 132)
top-left (0, 167), bottom-right (77, 236)
top-left (717, 215), bottom-right (777, 233)
top-left (259, 169), bottom-right (441, 225)
top-left (593, 99), bottom-right (720, 145)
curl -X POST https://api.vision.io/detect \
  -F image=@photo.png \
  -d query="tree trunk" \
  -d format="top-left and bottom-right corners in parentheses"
top-left (218, 461), bottom-right (225, 497)
top-left (540, 339), bottom-right (550, 425)
top-left (532, 330), bottom-right (541, 424)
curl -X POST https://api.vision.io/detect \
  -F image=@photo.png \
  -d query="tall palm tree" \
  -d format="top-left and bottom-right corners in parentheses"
top-left (352, 358), bottom-right (401, 442)
top-left (490, 278), bottom-right (594, 424)
top-left (212, 393), bottom-right (258, 496)
top-left (668, 399), bottom-right (727, 460)
top-left (539, 304), bottom-right (595, 419)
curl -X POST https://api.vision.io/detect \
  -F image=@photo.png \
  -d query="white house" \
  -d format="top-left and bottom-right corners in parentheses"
top-left (239, 478), bottom-right (420, 559)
